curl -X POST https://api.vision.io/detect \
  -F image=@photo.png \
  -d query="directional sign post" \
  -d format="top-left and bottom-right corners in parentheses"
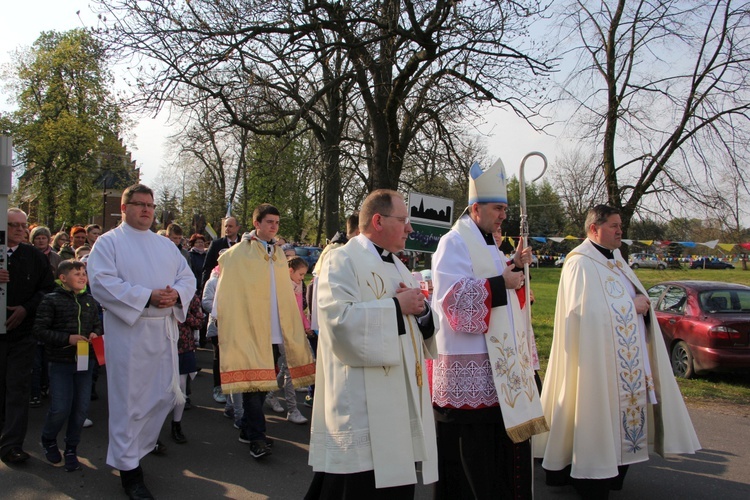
top-left (406, 192), bottom-right (454, 254)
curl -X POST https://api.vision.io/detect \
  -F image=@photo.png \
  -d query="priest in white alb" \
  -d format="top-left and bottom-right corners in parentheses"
top-left (431, 158), bottom-right (547, 499)
top-left (87, 184), bottom-right (196, 500)
top-left (307, 189), bottom-right (437, 499)
top-left (534, 204), bottom-right (700, 498)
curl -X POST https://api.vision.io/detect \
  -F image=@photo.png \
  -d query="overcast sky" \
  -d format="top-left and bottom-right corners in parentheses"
top-left (1, 2), bottom-right (559, 190)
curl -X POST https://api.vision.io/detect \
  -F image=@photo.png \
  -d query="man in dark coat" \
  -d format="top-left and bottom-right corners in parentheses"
top-left (0, 208), bottom-right (55, 464)
top-left (200, 217), bottom-right (240, 289)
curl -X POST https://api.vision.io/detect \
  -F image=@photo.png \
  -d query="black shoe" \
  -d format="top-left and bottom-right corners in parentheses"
top-left (238, 430), bottom-right (251, 444)
top-left (124, 482), bottom-right (155, 500)
top-left (29, 396), bottom-right (41, 408)
top-left (150, 440), bottom-right (167, 455)
top-left (1, 447), bottom-right (30, 464)
top-left (184, 398), bottom-right (192, 410)
top-left (249, 440), bottom-right (271, 459)
top-left (42, 439), bottom-right (62, 464)
top-left (64, 449), bottom-right (81, 472)
top-left (239, 430), bottom-right (273, 448)
top-left (171, 421), bottom-right (187, 444)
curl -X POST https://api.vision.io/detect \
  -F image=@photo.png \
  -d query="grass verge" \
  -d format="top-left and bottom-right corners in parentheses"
top-left (529, 267), bottom-right (750, 407)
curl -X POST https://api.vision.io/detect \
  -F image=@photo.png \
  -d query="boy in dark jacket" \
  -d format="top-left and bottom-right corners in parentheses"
top-left (34, 260), bottom-right (102, 471)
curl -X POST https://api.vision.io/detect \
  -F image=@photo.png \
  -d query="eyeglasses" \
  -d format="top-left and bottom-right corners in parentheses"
top-left (380, 215), bottom-right (411, 225)
top-left (127, 201), bottom-right (157, 210)
top-left (8, 222), bottom-right (29, 229)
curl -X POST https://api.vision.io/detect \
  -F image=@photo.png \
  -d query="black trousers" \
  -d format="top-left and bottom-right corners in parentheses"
top-left (305, 470), bottom-right (416, 500)
top-left (544, 464), bottom-right (630, 500)
top-left (211, 336), bottom-right (221, 387)
top-left (434, 406), bottom-right (532, 500)
top-left (0, 334), bottom-right (35, 455)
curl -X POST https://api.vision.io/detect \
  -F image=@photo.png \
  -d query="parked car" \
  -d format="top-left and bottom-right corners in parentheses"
top-left (647, 280), bottom-right (750, 378)
top-left (690, 258), bottom-right (735, 269)
top-left (629, 252), bottom-right (667, 270)
top-left (293, 246), bottom-right (322, 272)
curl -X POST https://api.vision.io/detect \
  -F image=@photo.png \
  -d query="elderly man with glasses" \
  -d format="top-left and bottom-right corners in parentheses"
top-left (0, 208), bottom-right (54, 464)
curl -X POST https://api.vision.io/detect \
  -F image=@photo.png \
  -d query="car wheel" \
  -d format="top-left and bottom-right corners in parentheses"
top-left (631, 263), bottom-right (639, 270)
top-left (657, 264), bottom-right (666, 270)
top-left (671, 341), bottom-right (695, 379)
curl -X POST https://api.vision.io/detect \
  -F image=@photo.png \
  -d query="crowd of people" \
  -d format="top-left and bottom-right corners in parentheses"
top-left (0, 164), bottom-right (702, 500)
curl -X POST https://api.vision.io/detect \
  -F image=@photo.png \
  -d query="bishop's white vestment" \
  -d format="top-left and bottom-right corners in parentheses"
top-left (308, 234), bottom-right (438, 489)
top-left (431, 215), bottom-right (546, 499)
top-left (534, 239), bottom-right (700, 479)
top-left (88, 223), bottom-right (196, 470)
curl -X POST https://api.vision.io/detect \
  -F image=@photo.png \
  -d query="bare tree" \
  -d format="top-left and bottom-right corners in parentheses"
top-left (556, 0), bottom-right (750, 234)
top-left (550, 146), bottom-right (606, 234)
top-left (171, 96), bottom-right (248, 212)
top-left (708, 160), bottom-right (750, 244)
top-left (92, 0), bottom-right (554, 197)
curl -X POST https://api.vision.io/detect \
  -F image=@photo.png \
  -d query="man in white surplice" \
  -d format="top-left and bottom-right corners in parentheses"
top-left (88, 184), bottom-right (196, 500)
top-left (307, 189), bottom-right (438, 499)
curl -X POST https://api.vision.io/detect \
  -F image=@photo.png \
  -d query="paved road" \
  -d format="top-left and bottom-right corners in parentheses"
top-left (2, 348), bottom-right (749, 499)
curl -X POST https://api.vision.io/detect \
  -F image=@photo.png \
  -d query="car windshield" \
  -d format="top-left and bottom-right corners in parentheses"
top-left (698, 290), bottom-right (750, 313)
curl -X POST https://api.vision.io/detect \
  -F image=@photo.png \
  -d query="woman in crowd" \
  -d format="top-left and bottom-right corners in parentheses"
top-left (188, 233), bottom-right (208, 290)
top-left (59, 226), bottom-right (86, 260)
top-left (31, 226), bottom-right (63, 275)
top-left (51, 232), bottom-right (70, 253)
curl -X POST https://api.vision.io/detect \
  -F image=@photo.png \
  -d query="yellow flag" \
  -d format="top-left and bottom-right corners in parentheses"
top-left (77, 341), bottom-right (89, 372)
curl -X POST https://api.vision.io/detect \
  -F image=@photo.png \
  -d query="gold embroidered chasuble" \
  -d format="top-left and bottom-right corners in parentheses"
top-left (216, 238), bottom-right (315, 393)
top-left (535, 239), bottom-right (700, 479)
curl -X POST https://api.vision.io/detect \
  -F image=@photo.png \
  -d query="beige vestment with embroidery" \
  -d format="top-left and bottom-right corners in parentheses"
top-left (534, 239), bottom-right (700, 479)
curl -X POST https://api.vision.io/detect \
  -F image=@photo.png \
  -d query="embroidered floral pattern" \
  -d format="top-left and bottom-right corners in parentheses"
top-left (432, 354), bottom-right (499, 408)
top-left (489, 330), bottom-right (537, 408)
top-left (611, 295), bottom-right (647, 454)
top-left (442, 277), bottom-right (490, 333)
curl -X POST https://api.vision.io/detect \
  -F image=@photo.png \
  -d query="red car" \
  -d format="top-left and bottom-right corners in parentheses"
top-left (647, 281), bottom-right (750, 378)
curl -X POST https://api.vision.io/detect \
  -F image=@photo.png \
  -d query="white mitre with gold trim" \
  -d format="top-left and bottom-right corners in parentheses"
top-left (467, 157), bottom-right (508, 205)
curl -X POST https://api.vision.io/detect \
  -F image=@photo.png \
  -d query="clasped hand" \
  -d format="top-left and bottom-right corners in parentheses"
top-left (150, 285), bottom-right (179, 308)
top-left (395, 282), bottom-right (426, 316)
top-left (503, 264), bottom-right (525, 290)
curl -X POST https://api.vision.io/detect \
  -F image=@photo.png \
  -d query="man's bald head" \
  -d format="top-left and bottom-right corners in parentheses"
top-left (223, 217), bottom-right (239, 239)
